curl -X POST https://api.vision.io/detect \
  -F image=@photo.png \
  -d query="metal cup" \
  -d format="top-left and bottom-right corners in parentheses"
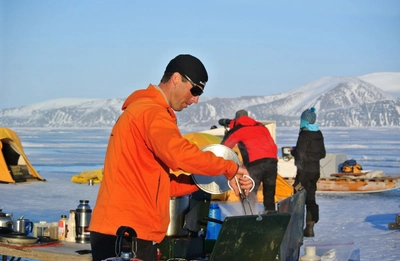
top-left (13, 218), bottom-right (34, 235)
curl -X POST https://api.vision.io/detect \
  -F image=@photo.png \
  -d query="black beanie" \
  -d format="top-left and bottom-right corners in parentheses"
top-left (165, 54), bottom-right (208, 89)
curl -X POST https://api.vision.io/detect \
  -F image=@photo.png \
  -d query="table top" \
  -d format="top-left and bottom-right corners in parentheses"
top-left (0, 241), bottom-right (92, 261)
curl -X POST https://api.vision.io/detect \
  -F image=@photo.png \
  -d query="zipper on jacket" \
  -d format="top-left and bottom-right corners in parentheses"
top-left (155, 175), bottom-right (160, 205)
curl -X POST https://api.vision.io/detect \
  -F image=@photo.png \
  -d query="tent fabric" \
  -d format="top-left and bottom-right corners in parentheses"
top-left (71, 132), bottom-right (222, 181)
top-left (71, 131), bottom-right (293, 202)
top-left (170, 132), bottom-right (225, 176)
top-left (222, 174), bottom-right (293, 203)
top-left (0, 127), bottom-right (45, 183)
top-left (180, 132), bottom-right (293, 202)
top-left (71, 169), bottom-right (103, 184)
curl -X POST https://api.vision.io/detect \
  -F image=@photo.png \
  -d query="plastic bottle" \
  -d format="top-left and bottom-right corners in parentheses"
top-left (33, 221), bottom-right (47, 237)
top-left (50, 222), bottom-right (58, 239)
top-left (65, 210), bottom-right (76, 242)
top-left (58, 215), bottom-right (67, 240)
top-left (206, 203), bottom-right (222, 240)
top-left (38, 221), bottom-right (50, 237)
top-left (43, 222), bottom-right (50, 237)
top-left (300, 246), bottom-right (321, 261)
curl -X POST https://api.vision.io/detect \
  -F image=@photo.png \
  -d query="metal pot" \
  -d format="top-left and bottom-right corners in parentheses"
top-left (0, 209), bottom-right (14, 234)
top-left (192, 144), bottom-right (241, 194)
top-left (166, 196), bottom-right (190, 237)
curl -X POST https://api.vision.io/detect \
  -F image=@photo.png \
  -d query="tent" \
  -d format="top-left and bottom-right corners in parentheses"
top-left (72, 132), bottom-right (222, 182)
top-left (0, 127), bottom-right (45, 183)
top-left (71, 168), bottom-right (103, 184)
top-left (171, 132), bottom-right (293, 202)
top-left (71, 132), bottom-right (293, 202)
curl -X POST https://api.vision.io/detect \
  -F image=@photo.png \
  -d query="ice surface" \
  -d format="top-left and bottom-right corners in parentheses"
top-left (1, 127), bottom-right (399, 260)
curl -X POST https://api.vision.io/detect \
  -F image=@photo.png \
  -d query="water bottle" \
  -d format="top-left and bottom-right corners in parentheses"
top-left (75, 200), bottom-right (92, 243)
top-left (206, 203), bottom-right (221, 239)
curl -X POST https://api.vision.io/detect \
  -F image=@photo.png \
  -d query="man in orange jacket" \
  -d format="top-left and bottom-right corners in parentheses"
top-left (89, 54), bottom-right (252, 261)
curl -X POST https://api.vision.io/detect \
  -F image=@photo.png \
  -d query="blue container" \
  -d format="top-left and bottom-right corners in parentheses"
top-left (206, 203), bottom-right (222, 239)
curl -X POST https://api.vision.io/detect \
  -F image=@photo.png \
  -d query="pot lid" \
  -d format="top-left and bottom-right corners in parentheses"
top-left (0, 209), bottom-right (10, 218)
top-left (192, 144), bottom-right (241, 194)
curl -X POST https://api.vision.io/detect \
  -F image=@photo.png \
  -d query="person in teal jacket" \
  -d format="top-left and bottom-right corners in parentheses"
top-left (291, 107), bottom-right (326, 237)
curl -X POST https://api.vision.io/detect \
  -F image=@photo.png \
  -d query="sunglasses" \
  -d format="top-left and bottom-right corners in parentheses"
top-left (183, 74), bottom-right (204, 96)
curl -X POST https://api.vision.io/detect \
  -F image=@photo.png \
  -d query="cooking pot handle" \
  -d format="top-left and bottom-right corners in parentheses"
top-left (227, 175), bottom-right (255, 193)
top-left (28, 221), bottom-right (34, 233)
top-left (115, 226), bottom-right (137, 238)
top-left (114, 226), bottom-right (141, 259)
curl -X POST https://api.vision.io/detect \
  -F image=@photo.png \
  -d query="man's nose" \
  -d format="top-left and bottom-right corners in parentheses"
top-left (191, 96), bottom-right (200, 104)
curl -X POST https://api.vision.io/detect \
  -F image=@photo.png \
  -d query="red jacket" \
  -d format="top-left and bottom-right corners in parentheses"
top-left (89, 85), bottom-right (238, 243)
top-left (221, 116), bottom-right (277, 166)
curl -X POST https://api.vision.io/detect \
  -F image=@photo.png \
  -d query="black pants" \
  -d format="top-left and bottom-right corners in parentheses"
top-left (293, 170), bottom-right (320, 223)
top-left (246, 158), bottom-right (278, 211)
top-left (90, 231), bottom-right (158, 261)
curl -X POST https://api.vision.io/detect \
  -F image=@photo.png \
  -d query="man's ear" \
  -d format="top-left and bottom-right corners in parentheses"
top-left (171, 72), bottom-right (181, 86)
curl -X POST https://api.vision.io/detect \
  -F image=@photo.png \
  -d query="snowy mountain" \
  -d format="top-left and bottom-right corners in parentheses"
top-left (1, 73), bottom-right (399, 128)
top-left (357, 72), bottom-right (400, 98)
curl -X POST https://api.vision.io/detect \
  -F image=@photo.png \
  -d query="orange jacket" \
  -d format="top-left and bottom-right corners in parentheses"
top-left (89, 84), bottom-right (238, 243)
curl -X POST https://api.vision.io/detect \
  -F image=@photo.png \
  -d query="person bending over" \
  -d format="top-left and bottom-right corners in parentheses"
top-left (221, 110), bottom-right (278, 214)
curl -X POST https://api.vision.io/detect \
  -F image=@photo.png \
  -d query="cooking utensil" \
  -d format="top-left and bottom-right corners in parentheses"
top-left (13, 217), bottom-right (34, 235)
top-left (192, 144), bottom-right (241, 194)
top-left (166, 196), bottom-right (190, 237)
top-left (228, 175), bottom-right (255, 215)
top-left (0, 209), bottom-right (14, 234)
top-left (0, 234), bottom-right (38, 245)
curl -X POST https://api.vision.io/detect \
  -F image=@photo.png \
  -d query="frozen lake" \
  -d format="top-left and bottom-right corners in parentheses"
top-left (1, 127), bottom-right (399, 260)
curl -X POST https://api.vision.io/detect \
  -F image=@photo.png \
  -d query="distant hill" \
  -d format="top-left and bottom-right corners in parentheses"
top-left (357, 72), bottom-right (400, 98)
top-left (1, 72), bottom-right (399, 128)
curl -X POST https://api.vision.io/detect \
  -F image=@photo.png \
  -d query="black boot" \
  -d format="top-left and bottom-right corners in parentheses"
top-left (303, 211), bottom-right (315, 237)
top-left (304, 221), bottom-right (315, 237)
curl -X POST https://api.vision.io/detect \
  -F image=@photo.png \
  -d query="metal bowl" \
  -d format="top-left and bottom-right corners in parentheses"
top-left (192, 144), bottom-right (241, 194)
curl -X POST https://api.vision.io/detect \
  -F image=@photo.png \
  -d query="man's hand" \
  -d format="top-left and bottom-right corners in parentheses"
top-left (229, 166), bottom-right (253, 197)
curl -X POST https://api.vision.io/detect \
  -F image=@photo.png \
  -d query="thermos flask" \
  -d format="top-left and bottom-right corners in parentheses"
top-left (75, 200), bottom-right (92, 243)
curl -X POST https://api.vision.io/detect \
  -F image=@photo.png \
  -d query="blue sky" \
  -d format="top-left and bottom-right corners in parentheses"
top-left (1, 0), bottom-right (399, 109)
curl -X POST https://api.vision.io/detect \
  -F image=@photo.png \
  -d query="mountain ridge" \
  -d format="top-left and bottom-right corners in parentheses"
top-left (1, 73), bottom-right (399, 128)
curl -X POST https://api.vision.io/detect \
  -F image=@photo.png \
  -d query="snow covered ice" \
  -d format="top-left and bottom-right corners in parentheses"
top-left (0, 127), bottom-right (399, 261)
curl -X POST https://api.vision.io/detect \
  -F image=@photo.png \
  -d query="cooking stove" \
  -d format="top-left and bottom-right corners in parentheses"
top-left (157, 191), bottom-right (212, 260)
top-left (157, 190), bottom-right (303, 260)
